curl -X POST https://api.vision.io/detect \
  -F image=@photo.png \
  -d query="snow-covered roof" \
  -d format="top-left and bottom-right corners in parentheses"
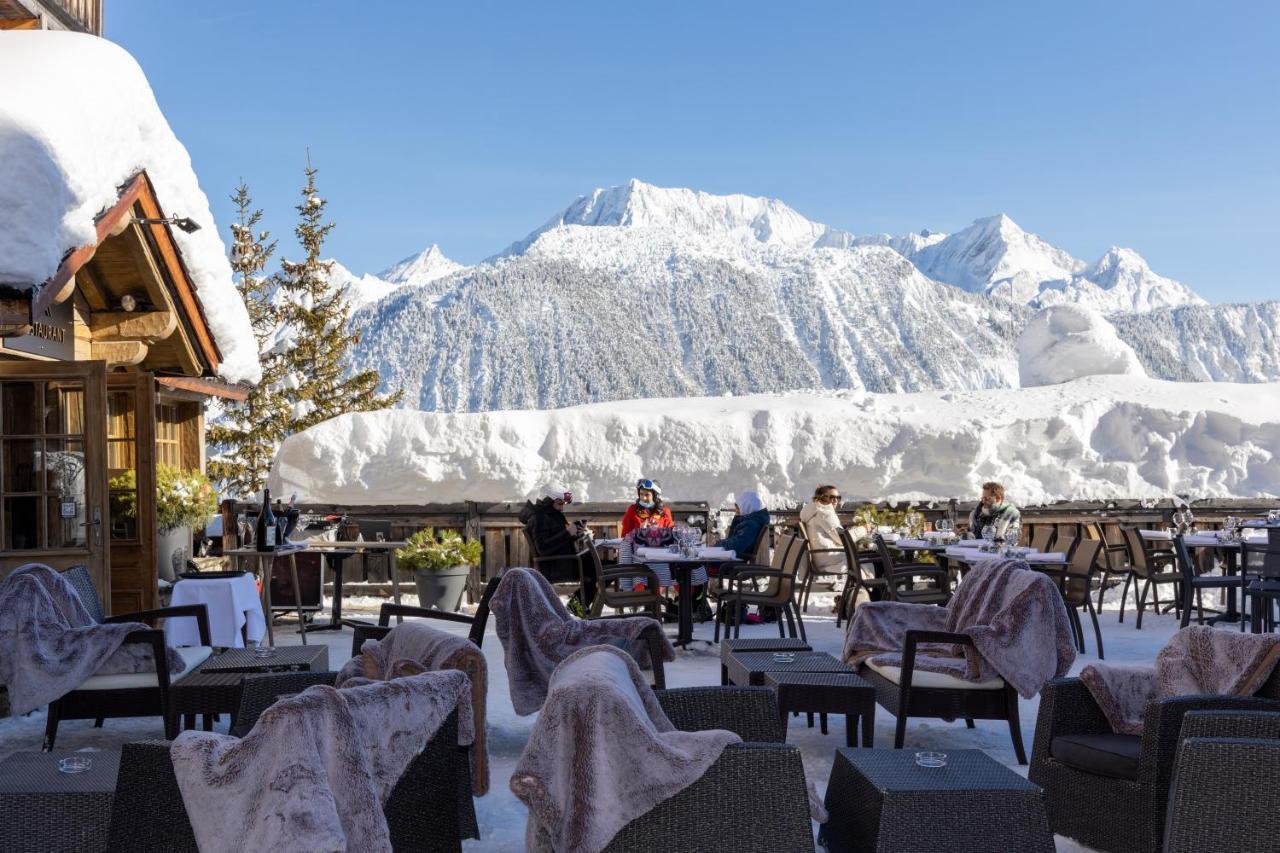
top-left (0, 31), bottom-right (260, 384)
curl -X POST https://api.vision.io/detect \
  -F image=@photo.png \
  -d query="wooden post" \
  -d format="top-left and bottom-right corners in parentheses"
top-left (220, 499), bottom-right (238, 554)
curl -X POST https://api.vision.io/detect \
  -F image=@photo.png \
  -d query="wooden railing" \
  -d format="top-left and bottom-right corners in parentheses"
top-left (218, 497), bottom-right (1280, 598)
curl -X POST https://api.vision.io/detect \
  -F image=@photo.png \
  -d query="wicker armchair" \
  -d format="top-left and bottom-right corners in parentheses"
top-left (1164, 710), bottom-right (1280, 853)
top-left (601, 686), bottom-right (812, 852)
top-left (44, 566), bottom-right (212, 750)
top-left (1028, 669), bottom-right (1280, 853)
top-left (584, 542), bottom-right (665, 619)
top-left (106, 709), bottom-right (475, 853)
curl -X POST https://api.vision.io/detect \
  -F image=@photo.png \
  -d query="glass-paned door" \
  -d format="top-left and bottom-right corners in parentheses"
top-left (0, 360), bottom-right (108, 599)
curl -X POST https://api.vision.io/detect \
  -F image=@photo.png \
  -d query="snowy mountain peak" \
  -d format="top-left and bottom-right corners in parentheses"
top-left (501, 179), bottom-right (853, 256)
top-left (325, 260), bottom-right (399, 309)
top-left (378, 243), bottom-right (464, 287)
top-left (1038, 245), bottom-right (1207, 311)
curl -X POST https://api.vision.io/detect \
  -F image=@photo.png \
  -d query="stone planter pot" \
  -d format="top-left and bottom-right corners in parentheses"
top-left (157, 525), bottom-right (191, 583)
top-left (412, 565), bottom-right (471, 612)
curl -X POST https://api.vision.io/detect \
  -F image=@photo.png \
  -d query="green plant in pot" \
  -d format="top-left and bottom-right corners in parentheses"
top-left (398, 527), bottom-right (481, 612)
top-left (109, 465), bottom-right (219, 582)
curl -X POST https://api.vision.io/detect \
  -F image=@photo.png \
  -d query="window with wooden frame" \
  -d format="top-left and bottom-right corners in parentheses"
top-left (156, 402), bottom-right (181, 468)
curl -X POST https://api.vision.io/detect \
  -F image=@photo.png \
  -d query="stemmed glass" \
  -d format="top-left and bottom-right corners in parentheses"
top-left (982, 527), bottom-right (996, 553)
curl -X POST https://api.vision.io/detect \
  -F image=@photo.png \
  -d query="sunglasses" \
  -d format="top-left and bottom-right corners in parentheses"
top-left (818, 493), bottom-right (842, 502)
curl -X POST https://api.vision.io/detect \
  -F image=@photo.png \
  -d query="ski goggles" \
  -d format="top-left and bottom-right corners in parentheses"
top-left (636, 479), bottom-right (657, 491)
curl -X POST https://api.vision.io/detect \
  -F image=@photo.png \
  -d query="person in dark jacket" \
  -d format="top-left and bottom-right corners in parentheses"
top-left (718, 490), bottom-right (770, 558)
top-left (518, 483), bottom-right (597, 607)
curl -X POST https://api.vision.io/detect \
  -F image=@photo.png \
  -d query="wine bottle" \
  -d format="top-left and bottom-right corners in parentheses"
top-left (255, 488), bottom-right (277, 552)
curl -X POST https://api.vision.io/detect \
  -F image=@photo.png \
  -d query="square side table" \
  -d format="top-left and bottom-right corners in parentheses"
top-left (0, 750), bottom-right (119, 853)
top-left (763, 671), bottom-right (876, 747)
top-left (719, 637), bottom-right (812, 685)
top-left (724, 650), bottom-right (852, 687)
top-left (819, 748), bottom-right (1054, 853)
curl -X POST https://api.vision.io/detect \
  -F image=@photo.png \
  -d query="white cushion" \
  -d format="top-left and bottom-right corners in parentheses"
top-left (864, 657), bottom-right (1005, 691)
top-left (76, 645), bottom-right (212, 691)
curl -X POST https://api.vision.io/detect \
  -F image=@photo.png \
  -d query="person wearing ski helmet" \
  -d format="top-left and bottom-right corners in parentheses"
top-left (621, 478), bottom-right (674, 536)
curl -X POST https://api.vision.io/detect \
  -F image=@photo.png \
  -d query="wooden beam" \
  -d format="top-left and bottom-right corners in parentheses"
top-left (0, 16), bottom-right (40, 29)
top-left (90, 340), bottom-right (148, 366)
top-left (89, 309), bottom-right (177, 344)
top-left (156, 375), bottom-right (250, 401)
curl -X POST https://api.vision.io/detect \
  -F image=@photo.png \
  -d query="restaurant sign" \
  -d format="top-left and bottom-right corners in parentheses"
top-left (1, 297), bottom-right (73, 360)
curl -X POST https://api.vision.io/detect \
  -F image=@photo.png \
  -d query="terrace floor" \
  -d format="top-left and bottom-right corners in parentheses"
top-left (0, 585), bottom-right (1199, 851)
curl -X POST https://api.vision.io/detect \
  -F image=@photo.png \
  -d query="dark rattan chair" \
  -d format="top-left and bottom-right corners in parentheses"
top-left (1163, 710), bottom-right (1280, 853)
top-left (107, 707), bottom-right (475, 853)
top-left (796, 513), bottom-right (850, 613)
top-left (1120, 526), bottom-right (1181, 629)
top-left (835, 527), bottom-right (888, 626)
top-left (859, 628), bottom-right (1029, 764)
top-left (584, 542), bottom-right (664, 619)
top-left (872, 534), bottom-right (950, 605)
top-left (1028, 667), bottom-right (1280, 853)
top-left (1033, 538), bottom-right (1105, 658)
top-left (1172, 533), bottom-right (1248, 630)
top-left (601, 686), bottom-right (812, 852)
top-left (44, 566), bottom-right (212, 750)
top-left (1244, 534), bottom-right (1280, 633)
top-left (713, 532), bottom-right (807, 643)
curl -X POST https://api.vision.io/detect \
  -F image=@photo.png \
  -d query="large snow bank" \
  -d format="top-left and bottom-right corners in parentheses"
top-left (0, 32), bottom-right (259, 383)
top-left (1019, 304), bottom-right (1145, 387)
top-left (268, 375), bottom-right (1280, 507)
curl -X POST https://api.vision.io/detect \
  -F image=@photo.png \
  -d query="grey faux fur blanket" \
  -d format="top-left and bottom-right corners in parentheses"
top-left (843, 559), bottom-right (1075, 698)
top-left (491, 567), bottom-right (675, 715)
top-left (1080, 626), bottom-right (1280, 735)
top-left (171, 671), bottom-right (473, 853)
top-left (0, 563), bottom-right (182, 716)
top-left (336, 620), bottom-right (490, 795)
top-left (511, 645), bottom-right (740, 853)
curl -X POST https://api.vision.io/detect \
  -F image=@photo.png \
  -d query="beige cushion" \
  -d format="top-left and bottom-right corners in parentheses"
top-left (76, 645), bottom-right (212, 691)
top-left (864, 657), bottom-right (1005, 691)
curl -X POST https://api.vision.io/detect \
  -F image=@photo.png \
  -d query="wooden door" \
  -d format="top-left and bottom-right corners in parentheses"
top-left (0, 359), bottom-right (109, 611)
top-left (105, 371), bottom-right (157, 615)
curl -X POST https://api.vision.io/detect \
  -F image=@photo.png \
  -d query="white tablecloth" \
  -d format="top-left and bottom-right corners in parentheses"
top-left (946, 546), bottom-right (1065, 564)
top-left (1139, 529), bottom-right (1265, 549)
top-left (165, 574), bottom-right (267, 648)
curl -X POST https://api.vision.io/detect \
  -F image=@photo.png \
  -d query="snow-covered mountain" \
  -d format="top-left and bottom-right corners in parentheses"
top-left (378, 244), bottom-right (464, 290)
top-left (326, 260), bottom-right (399, 309)
top-left (338, 180), bottom-right (1272, 412)
top-left (352, 226), bottom-right (1023, 411)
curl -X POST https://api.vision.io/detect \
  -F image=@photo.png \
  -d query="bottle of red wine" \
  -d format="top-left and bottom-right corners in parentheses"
top-left (255, 488), bottom-right (276, 552)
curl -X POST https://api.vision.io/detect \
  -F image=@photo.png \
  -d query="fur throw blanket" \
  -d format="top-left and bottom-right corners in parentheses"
top-left (843, 559), bottom-right (1075, 698)
top-left (1080, 626), bottom-right (1280, 735)
top-left (491, 568), bottom-right (675, 715)
top-left (0, 563), bottom-right (182, 715)
top-left (336, 621), bottom-right (490, 795)
top-left (511, 645), bottom-right (740, 853)
top-left (171, 671), bottom-right (473, 853)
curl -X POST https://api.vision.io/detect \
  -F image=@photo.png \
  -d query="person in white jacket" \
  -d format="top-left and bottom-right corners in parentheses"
top-left (799, 485), bottom-right (848, 572)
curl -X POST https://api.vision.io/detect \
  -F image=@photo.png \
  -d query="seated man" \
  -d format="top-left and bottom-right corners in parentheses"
top-left (966, 481), bottom-right (1021, 544)
top-left (519, 483), bottom-right (597, 607)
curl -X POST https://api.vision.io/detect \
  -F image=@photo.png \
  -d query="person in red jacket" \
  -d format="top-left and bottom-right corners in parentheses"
top-left (621, 478), bottom-right (674, 537)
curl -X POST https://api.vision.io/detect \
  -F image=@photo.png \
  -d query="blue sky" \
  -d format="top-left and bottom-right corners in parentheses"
top-left (107, 1), bottom-right (1278, 303)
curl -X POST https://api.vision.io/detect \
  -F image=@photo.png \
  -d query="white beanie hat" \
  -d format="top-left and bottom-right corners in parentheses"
top-left (541, 482), bottom-right (572, 503)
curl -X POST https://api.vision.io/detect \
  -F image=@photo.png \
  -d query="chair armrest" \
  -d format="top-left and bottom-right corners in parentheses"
top-left (1166, 737), bottom-right (1280, 851)
top-left (722, 567), bottom-right (786, 593)
top-left (899, 630), bottom-right (978, 694)
top-left (348, 621), bottom-right (392, 657)
top-left (107, 604), bottom-right (211, 647)
top-left (1030, 677), bottom-right (1114, 768)
top-left (232, 671), bottom-right (339, 736)
top-left (1178, 709), bottom-right (1280, 742)
top-left (376, 602), bottom-right (476, 629)
top-left (1140, 694), bottom-right (1280, 791)
top-left (654, 686), bottom-right (785, 742)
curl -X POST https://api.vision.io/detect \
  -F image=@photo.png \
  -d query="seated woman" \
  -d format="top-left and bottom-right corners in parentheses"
top-left (717, 491), bottom-right (770, 558)
top-left (518, 483), bottom-right (596, 607)
top-left (621, 479), bottom-right (674, 537)
top-left (799, 484), bottom-right (847, 572)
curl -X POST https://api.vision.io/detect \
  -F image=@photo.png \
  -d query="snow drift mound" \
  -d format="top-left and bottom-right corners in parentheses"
top-left (1019, 305), bottom-right (1145, 387)
top-left (268, 375), bottom-right (1280, 507)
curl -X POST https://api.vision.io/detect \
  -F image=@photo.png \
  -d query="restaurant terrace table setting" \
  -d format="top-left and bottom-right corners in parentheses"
top-left (164, 572), bottom-right (266, 649)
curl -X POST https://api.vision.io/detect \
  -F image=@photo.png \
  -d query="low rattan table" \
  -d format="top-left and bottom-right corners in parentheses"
top-left (723, 649), bottom-right (852, 687)
top-left (819, 748), bottom-right (1054, 853)
top-left (171, 645), bottom-right (331, 731)
top-left (0, 750), bottom-right (119, 853)
top-left (763, 671), bottom-right (875, 747)
top-left (719, 637), bottom-right (811, 685)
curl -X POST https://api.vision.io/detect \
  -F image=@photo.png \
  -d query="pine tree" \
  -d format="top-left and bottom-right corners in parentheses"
top-left (207, 182), bottom-right (291, 497)
top-left (276, 155), bottom-right (400, 431)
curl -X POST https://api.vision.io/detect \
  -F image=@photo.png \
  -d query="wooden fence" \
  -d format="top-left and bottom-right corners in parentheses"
top-left (219, 497), bottom-right (1280, 599)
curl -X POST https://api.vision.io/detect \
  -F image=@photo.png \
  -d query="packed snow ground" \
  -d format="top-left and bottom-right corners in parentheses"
top-left (269, 374), bottom-right (1280, 508)
top-left (0, 32), bottom-right (259, 383)
top-left (0, 584), bottom-right (1210, 852)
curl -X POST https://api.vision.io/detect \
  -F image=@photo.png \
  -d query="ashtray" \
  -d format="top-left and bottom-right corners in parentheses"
top-left (57, 756), bottom-right (92, 774)
top-left (772, 653), bottom-right (797, 663)
top-left (915, 751), bottom-right (947, 768)
top-left (252, 646), bottom-right (277, 659)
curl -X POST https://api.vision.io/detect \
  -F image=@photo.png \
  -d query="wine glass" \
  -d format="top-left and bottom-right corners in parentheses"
top-left (982, 527), bottom-right (996, 552)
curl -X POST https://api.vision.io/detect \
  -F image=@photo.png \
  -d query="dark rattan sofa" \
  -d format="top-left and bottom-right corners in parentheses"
top-left (1029, 668), bottom-right (1280, 853)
